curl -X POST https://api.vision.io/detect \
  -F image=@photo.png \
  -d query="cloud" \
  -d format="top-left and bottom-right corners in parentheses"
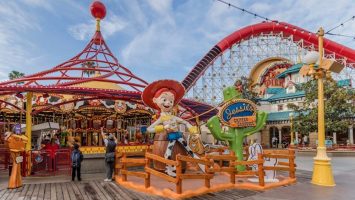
top-left (249, 2), bottom-right (272, 13)
top-left (22, 0), bottom-right (54, 11)
top-left (0, 1), bottom-right (40, 81)
top-left (147, 0), bottom-right (172, 15)
top-left (68, 14), bottom-right (127, 41)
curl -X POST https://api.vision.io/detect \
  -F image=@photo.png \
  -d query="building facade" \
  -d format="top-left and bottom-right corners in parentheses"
top-left (201, 57), bottom-right (354, 148)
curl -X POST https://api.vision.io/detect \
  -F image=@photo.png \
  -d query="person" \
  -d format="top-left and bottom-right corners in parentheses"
top-left (53, 133), bottom-right (60, 146)
top-left (101, 127), bottom-right (117, 182)
top-left (271, 136), bottom-right (278, 148)
top-left (124, 131), bottom-right (129, 145)
top-left (71, 143), bottom-right (83, 181)
top-left (303, 135), bottom-right (309, 146)
top-left (43, 138), bottom-right (60, 171)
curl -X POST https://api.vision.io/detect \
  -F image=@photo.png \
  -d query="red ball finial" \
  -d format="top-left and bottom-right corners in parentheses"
top-left (90, 1), bottom-right (106, 20)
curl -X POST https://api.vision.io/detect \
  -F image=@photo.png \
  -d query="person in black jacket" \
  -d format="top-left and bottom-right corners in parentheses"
top-left (71, 143), bottom-right (84, 181)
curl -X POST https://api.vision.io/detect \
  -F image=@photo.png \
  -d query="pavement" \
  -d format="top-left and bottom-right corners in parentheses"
top-left (240, 154), bottom-right (355, 200)
top-left (1, 154), bottom-right (355, 199)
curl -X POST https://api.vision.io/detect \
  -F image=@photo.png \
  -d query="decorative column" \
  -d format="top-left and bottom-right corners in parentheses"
top-left (278, 130), bottom-right (282, 148)
top-left (25, 92), bottom-right (33, 151)
top-left (272, 127), bottom-right (276, 148)
top-left (349, 126), bottom-right (354, 145)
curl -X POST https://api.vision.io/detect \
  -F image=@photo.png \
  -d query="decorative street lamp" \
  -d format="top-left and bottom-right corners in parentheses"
top-left (300, 27), bottom-right (345, 187)
top-left (289, 112), bottom-right (294, 147)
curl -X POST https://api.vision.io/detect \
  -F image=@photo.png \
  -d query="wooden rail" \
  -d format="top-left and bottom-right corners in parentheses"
top-left (206, 152), bottom-right (236, 184)
top-left (175, 154), bottom-right (214, 193)
top-left (116, 148), bottom-right (297, 194)
top-left (263, 149), bottom-right (296, 179)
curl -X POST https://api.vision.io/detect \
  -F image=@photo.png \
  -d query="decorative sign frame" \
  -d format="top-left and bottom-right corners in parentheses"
top-left (218, 99), bottom-right (257, 128)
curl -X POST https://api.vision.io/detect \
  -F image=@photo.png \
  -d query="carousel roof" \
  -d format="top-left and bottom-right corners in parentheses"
top-left (0, 1), bottom-right (216, 121)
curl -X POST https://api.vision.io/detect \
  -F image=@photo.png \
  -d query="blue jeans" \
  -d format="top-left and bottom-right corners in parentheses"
top-left (167, 132), bottom-right (182, 141)
top-left (105, 161), bottom-right (114, 179)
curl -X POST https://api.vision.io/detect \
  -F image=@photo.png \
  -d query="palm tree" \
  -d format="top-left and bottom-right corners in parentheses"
top-left (9, 70), bottom-right (25, 84)
top-left (82, 61), bottom-right (96, 77)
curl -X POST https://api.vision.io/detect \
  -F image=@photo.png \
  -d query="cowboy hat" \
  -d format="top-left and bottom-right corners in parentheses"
top-left (142, 79), bottom-right (185, 110)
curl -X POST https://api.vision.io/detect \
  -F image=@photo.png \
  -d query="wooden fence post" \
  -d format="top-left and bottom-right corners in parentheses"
top-left (145, 157), bottom-right (150, 188)
top-left (229, 161), bottom-right (236, 184)
top-left (122, 153), bottom-right (127, 182)
top-left (289, 149), bottom-right (296, 179)
top-left (219, 149), bottom-right (223, 166)
top-left (204, 157), bottom-right (211, 188)
top-left (176, 155), bottom-right (182, 194)
top-left (257, 153), bottom-right (265, 187)
top-left (229, 151), bottom-right (236, 184)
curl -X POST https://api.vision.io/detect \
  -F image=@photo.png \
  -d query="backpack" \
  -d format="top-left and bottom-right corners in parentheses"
top-left (72, 151), bottom-right (82, 167)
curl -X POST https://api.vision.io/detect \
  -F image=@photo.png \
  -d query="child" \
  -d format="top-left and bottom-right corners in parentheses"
top-left (71, 143), bottom-right (83, 181)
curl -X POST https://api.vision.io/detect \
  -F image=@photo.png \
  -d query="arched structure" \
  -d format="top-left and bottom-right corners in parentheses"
top-left (0, 2), bottom-right (215, 150)
top-left (0, 18), bottom-right (213, 121)
top-left (183, 21), bottom-right (355, 105)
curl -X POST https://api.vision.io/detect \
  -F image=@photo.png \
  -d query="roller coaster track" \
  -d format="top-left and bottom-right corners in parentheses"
top-left (182, 21), bottom-right (355, 92)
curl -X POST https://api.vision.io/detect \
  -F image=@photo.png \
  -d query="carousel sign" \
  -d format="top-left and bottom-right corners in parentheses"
top-left (218, 99), bottom-right (257, 128)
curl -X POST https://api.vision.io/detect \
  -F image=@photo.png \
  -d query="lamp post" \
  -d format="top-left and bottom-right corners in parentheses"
top-left (301, 27), bottom-right (338, 186)
top-left (289, 112), bottom-right (294, 147)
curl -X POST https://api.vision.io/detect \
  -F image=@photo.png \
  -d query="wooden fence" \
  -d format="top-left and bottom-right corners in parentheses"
top-left (116, 149), bottom-right (296, 194)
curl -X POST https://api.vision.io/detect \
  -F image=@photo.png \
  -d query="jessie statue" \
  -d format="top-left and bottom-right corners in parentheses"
top-left (142, 79), bottom-right (204, 177)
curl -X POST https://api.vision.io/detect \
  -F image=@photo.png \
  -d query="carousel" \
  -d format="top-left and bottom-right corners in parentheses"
top-left (0, 1), bottom-right (213, 154)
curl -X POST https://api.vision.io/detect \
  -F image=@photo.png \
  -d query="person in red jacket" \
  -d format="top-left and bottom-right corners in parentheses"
top-left (43, 138), bottom-right (60, 171)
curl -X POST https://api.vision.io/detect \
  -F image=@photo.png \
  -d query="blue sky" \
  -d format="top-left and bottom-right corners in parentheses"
top-left (0, 0), bottom-right (354, 82)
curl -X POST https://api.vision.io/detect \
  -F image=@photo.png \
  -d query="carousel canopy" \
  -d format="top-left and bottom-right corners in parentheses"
top-left (0, 1), bottom-right (216, 121)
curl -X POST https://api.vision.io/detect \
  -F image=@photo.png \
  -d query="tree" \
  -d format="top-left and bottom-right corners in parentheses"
top-left (287, 79), bottom-right (354, 136)
top-left (8, 70), bottom-right (25, 84)
top-left (234, 76), bottom-right (260, 104)
top-left (82, 61), bottom-right (96, 77)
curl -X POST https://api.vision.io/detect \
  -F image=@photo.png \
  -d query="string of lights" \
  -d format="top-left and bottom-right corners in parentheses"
top-left (326, 32), bottom-right (355, 40)
top-left (215, 0), bottom-right (271, 22)
top-left (214, 0), bottom-right (355, 39)
top-left (325, 16), bottom-right (355, 34)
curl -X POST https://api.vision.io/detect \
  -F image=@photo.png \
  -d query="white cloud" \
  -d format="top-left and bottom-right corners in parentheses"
top-left (147, 0), bottom-right (172, 15)
top-left (0, 1), bottom-right (40, 81)
top-left (22, 0), bottom-right (53, 11)
top-left (249, 2), bottom-right (271, 13)
top-left (68, 14), bottom-right (127, 41)
top-left (67, 22), bottom-right (93, 41)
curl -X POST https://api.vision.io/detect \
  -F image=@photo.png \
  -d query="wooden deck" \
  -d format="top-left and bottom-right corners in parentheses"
top-left (0, 170), bottom-right (312, 200)
top-left (0, 180), bottom-right (261, 200)
top-left (0, 180), bottom-right (167, 200)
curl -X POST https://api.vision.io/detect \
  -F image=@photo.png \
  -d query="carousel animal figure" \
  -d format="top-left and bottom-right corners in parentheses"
top-left (142, 79), bottom-right (204, 177)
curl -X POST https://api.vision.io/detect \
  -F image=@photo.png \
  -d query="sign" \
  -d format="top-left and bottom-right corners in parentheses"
top-left (35, 154), bottom-right (43, 163)
top-left (16, 156), bottom-right (23, 164)
top-left (218, 99), bottom-right (257, 128)
top-left (14, 124), bottom-right (21, 134)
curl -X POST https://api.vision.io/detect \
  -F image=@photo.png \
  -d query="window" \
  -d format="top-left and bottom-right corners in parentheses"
top-left (293, 74), bottom-right (300, 83)
top-left (278, 104), bottom-right (283, 111)
top-left (286, 85), bottom-right (295, 94)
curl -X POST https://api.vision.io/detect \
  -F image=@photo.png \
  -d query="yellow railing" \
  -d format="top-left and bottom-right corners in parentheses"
top-left (80, 145), bottom-right (152, 154)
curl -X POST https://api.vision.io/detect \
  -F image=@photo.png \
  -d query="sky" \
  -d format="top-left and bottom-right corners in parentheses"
top-left (0, 0), bottom-right (354, 83)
